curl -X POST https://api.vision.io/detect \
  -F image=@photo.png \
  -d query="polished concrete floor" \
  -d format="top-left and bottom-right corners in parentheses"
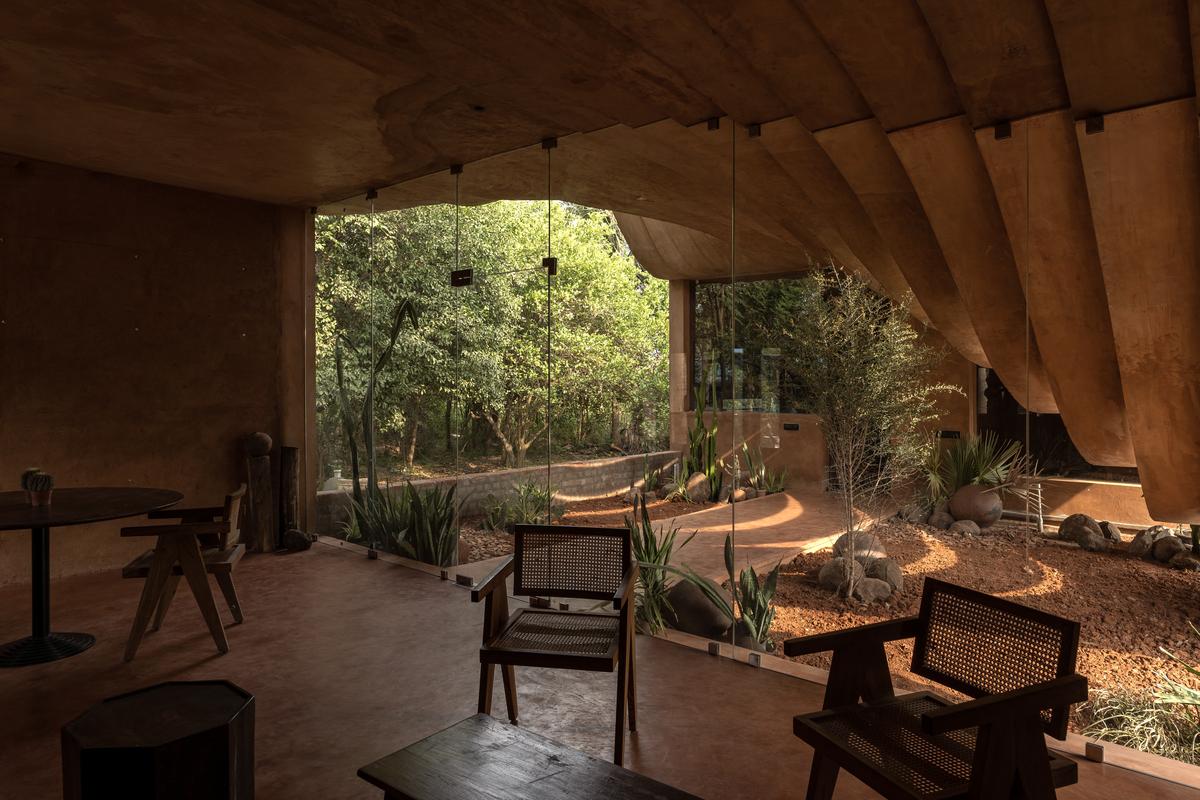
top-left (0, 543), bottom-right (1191, 799)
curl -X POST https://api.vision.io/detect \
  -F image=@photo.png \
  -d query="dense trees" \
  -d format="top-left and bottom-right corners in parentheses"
top-left (315, 201), bottom-right (669, 482)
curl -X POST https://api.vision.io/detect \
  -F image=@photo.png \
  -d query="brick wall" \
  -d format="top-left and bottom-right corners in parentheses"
top-left (316, 450), bottom-right (679, 535)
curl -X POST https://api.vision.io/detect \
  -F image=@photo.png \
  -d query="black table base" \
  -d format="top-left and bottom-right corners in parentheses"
top-left (0, 632), bottom-right (95, 667)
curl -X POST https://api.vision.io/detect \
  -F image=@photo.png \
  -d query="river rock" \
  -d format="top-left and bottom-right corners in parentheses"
top-left (684, 472), bottom-right (710, 502)
top-left (854, 577), bottom-right (893, 604)
top-left (929, 510), bottom-right (955, 530)
top-left (1098, 521), bottom-right (1125, 544)
top-left (832, 531), bottom-right (887, 561)
top-left (282, 528), bottom-right (313, 551)
top-left (948, 484), bottom-right (1004, 528)
top-left (1153, 535), bottom-right (1186, 563)
top-left (818, 557), bottom-right (863, 592)
top-left (949, 519), bottom-right (981, 537)
top-left (664, 579), bottom-right (730, 639)
top-left (1129, 525), bottom-right (1171, 558)
top-left (1170, 551), bottom-right (1200, 571)
top-left (1059, 513), bottom-right (1102, 545)
top-left (864, 557), bottom-right (904, 592)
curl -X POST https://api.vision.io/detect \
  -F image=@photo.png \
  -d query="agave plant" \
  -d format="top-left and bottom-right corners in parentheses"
top-left (342, 484), bottom-right (411, 552)
top-left (740, 443), bottom-right (787, 496)
top-left (482, 480), bottom-right (565, 531)
top-left (626, 494), bottom-right (695, 634)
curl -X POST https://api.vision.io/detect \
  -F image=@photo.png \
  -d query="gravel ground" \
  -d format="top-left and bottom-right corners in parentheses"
top-left (770, 520), bottom-right (1200, 703)
top-left (458, 493), bottom-right (719, 563)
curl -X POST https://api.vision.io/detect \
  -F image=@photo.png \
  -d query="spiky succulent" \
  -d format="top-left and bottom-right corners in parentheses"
top-left (21, 469), bottom-right (54, 493)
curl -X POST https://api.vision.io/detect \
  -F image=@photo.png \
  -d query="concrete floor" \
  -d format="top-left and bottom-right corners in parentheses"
top-left (0, 542), bottom-right (1191, 799)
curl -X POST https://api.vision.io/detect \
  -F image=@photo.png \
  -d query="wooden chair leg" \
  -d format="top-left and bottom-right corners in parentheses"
top-left (177, 534), bottom-right (229, 654)
top-left (151, 574), bottom-right (181, 632)
top-left (614, 614), bottom-right (630, 766)
top-left (501, 665), bottom-right (519, 724)
top-left (478, 663), bottom-right (495, 715)
top-left (627, 618), bottom-right (637, 733)
top-left (125, 538), bottom-right (177, 662)
top-left (214, 571), bottom-right (244, 624)
top-left (805, 752), bottom-right (839, 800)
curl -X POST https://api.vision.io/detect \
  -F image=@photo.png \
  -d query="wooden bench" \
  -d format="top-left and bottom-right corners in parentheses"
top-left (357, 714), bottom-right (700, 800)
top-left (784, 578), bottom-right (1088, 800)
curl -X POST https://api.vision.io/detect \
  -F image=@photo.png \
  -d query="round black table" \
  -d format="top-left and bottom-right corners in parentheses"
top-left (0, 487), bottom-right (182, 667)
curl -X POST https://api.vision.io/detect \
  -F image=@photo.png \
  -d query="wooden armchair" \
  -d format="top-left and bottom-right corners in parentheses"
top-left (471, 524), bottom-right (638, 765)
top-left (784, 578), bottom-right (1087, 800)
top-left (121, 484), bottom-right (247, 661)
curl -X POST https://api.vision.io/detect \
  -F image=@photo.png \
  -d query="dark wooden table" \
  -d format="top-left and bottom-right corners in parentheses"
top-left (358, 714), bottom-right (702, 800)
top-left (0, 487), bottom-right (182, 667)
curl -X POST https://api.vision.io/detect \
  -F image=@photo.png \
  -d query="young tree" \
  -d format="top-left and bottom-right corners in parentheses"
top-left (783, 266), bottom-right (958, 595)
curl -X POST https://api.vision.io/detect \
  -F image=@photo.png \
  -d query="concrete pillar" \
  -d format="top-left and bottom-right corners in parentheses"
top-left (668, 279), bottom-right (693, 453)
top-left (275, 207), bottom-right (317, 534)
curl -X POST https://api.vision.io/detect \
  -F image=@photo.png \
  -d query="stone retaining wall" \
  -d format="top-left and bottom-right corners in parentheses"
top-left (316, 450), bottom-right (679, 535)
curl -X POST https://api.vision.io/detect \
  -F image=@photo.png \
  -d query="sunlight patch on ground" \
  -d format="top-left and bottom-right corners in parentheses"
top-left (904, 531), bottom-right (958, 574)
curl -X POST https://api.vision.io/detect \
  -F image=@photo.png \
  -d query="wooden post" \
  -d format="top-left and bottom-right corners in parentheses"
top-left (279, 446), bottom-right (299, 535)
top-left (244, 433), bottom-right (275, 552)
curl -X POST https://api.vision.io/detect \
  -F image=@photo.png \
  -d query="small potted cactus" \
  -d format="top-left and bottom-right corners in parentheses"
top-left (21, 468), bottom-right (54, 507)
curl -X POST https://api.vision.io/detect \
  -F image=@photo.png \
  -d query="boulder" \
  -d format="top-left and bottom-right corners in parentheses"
top-left (948, 484), bottom-right (1004, 528)
top-left (655, 483), bottom-right (672, 500)
top-left (1059, 513), bottom-right (1102, 545)
top-left (718, 483), bottom-right (733, 504)
top-left (854, 577), bottom-right (893, 604)
top-left (929, 510), bottom-right (955, 530)
top-left (1169, 551), bottom-right (1200, 571)
top-left (1077, 530), bottom-right (1111, 552)
top-left (864, 557), bottom-right (904, 592)
top-left (832, 531), bottom-right (887, 561)
top-left (1128, 526), bottom-right (1171, 558)
top-left (818, 557), bottom-right (863, 592)
top-left (1153, 535), bottom-right (1187, 563)
top-left (684, 472), bottom-right (710, 503)
top-left (948, 519), bottom-right (981, 537)
top-left (282, 528), bottom-right (313, 551)
top-left (664, 579), bottom-right (731, 639)
top-left (1099, 521), bottom-right (1125, 544)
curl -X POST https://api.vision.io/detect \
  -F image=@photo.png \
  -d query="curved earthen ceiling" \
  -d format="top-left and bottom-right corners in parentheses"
top-left (0, 1), bottom-right (1197, 520)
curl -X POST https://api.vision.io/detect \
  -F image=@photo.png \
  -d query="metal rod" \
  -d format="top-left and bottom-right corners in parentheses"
top-left (32, 527), bottom-right (49, 637)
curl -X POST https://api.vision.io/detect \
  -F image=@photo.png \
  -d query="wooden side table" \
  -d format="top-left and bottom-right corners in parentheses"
top-left (62, 680), bottom-right (254, 800)
top-left (358, 714), bottom-right (701, 800)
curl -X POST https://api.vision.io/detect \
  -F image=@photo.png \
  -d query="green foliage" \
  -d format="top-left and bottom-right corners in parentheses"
top-left (342, 482), bottom-right (458, 567)
top-left (396, 482), bottom-right (459, 567)
top-left (1079, 690), bottom-right (1200, 766)
top-left (1078, 623), bottom-right (1200, 765)
top-left (931, 431), bottom-right (1023, 502)
top-left (781, 266), bottom-right (958, 533)
top-left (316, 202), bottom-right (669, 480)
top-left (663, 533), bottom-right (781, 651)
top-left (1156, 622), bottom-right (1200, 707)
top-left (682, 363), bottom-right (723, 502)
top-left (482, 480), bottom-right (565, 531)
top-left (641, 455), bottom-right (661, 494)
top-left (741, 443), bottom-right (787, 495)
top-left (626, 494), bottom-right (695, 634)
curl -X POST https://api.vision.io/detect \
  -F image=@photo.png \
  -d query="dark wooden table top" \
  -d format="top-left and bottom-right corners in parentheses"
top-left (0, 487), bottom-right (182, 531)
top-left (358, 714), bottom-right (702, 800)
top-left (63, 680), bottom-right (253, 748)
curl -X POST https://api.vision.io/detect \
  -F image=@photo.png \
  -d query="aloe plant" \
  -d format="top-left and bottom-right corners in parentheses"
top-left (626, 494), bottom-right (695, 634)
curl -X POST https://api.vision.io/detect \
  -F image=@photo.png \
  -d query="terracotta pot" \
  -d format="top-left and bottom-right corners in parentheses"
top-left (28, 489), bottom-right (53, 507)
top-left (948, 484), bottom-right (1003, 528)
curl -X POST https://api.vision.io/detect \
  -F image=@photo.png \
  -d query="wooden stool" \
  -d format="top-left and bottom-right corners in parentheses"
top-left (62, 680), bottom-right (254, 800)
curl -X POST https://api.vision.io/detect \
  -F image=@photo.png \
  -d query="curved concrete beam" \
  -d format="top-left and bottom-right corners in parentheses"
top-left (756, 117), bottom-right (930, 323)
top-left (814, 119), bottom-right (988, 366)
top-left (1076, 99), bottom-right (1200, 522)
top-left (889, 116), bottom-right (1058, 412)
top-left (976, 112), bottom-right (1135, 466)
